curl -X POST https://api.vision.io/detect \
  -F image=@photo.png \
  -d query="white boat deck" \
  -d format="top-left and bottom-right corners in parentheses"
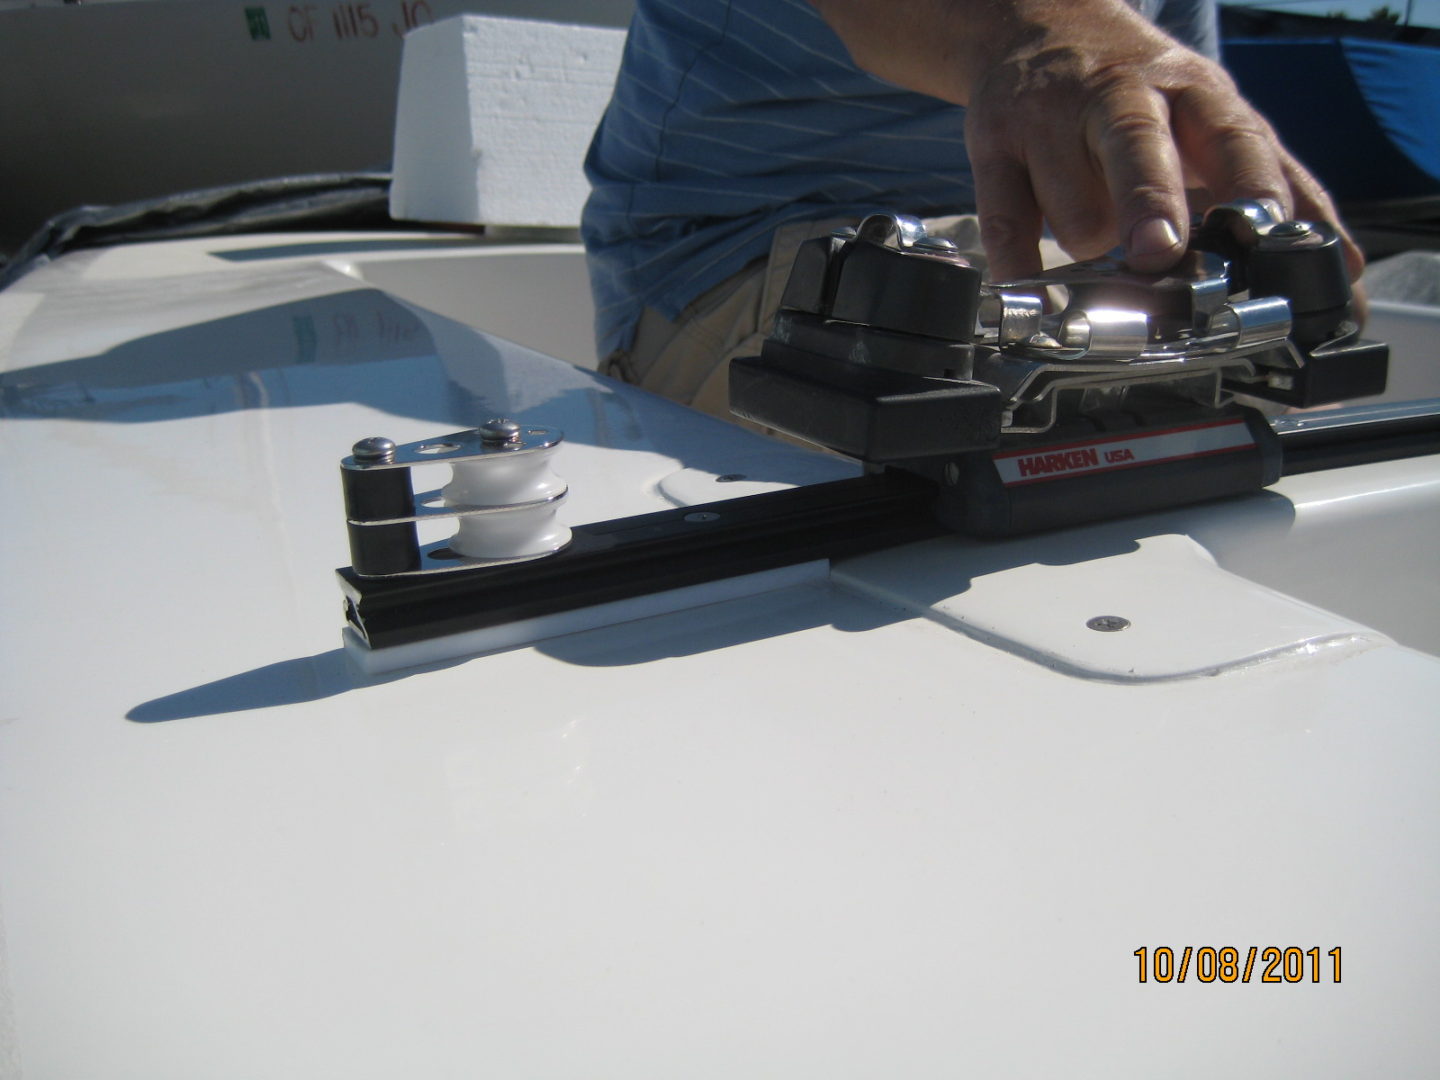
top-left (1, 232), bottom-right (1438, 1077)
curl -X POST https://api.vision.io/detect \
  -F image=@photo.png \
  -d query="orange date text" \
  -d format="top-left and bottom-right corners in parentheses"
top-left (1134, 946), bottom-right (1341, 984)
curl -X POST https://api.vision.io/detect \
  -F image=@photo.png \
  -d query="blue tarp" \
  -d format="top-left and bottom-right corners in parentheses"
top-left (1224, 38), bottom-right (1440, 203)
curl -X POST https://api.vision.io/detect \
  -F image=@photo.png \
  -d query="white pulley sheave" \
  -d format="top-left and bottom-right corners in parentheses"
top-left (441, 418), bottom-right (570, 559)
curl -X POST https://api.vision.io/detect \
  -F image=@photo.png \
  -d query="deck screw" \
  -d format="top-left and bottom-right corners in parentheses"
top-left (1087, 615), bottom-right (1131, 632)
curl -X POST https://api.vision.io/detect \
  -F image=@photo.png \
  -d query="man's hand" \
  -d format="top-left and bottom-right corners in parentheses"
top-left (809, 0), bottom-right (1364, 282)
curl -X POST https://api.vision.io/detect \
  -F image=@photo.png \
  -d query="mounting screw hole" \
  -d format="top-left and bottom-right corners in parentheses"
top-left (1086, 615), bottom-right (1131, 632)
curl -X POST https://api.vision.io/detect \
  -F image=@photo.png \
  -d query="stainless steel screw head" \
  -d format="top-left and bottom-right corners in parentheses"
top-left (478, 418), bottom-right (522, 444)
top-left (1268, 221), bottom-right (1314, 239)
top-left (1086, 615), bottom-right (1131, 632)
top-left (352, 436), bottom-right (396, 463)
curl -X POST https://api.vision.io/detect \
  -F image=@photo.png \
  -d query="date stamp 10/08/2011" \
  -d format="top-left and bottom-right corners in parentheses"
top-left (1134, 946), bottom-right (1342, 984)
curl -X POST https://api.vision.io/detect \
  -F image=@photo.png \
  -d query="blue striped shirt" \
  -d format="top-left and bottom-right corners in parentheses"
top-left (582, 0), bottom-right (1219, 357)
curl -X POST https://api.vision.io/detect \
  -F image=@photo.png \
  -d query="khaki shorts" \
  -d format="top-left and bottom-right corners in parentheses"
top-left (600, 214), bottom-right (1068, 435)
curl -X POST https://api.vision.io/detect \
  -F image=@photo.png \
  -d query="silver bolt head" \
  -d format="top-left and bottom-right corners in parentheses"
top-left (478, 418), bottom-right (522, 443)
top-left (1086, 615), bottom-right (1131, 633)
top-left (352, 436), bottom-right (396, 463)
top-left (1269, 220), bottom-right (1313, 238)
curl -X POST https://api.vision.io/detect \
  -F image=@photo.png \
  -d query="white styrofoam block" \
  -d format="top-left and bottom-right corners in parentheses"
top-left (390, 15), bottom-right (626, 228)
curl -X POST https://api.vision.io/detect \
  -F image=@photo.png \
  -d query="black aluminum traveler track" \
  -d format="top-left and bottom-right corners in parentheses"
top-left (1276, 399), bottom-right (1440, 474)
top-left (339, 469), bottom-right (946, 651)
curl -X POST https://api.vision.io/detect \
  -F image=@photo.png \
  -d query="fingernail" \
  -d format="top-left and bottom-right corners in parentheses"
top-left (1129, 217), bottom-right (1181, 259)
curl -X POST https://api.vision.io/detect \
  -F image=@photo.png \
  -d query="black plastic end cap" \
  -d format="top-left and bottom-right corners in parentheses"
top-left (730, 343), bottom-right (1001, 462)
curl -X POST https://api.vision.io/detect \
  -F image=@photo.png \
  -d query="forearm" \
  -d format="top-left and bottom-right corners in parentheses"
top-left (807, 0), bottom-right (1164, 106)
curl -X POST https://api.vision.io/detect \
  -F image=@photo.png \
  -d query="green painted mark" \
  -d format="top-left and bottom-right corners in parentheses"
top-left (292, 315), bottom-right (318, 364)
top-left (245, 7), bottom-right (272, 41)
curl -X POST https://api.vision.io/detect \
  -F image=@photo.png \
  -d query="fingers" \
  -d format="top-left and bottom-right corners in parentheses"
top-left (1279, 155), bottom-right (1365, 281)
top-left (1170, 81), bottom-right (1291, 215)
top-left (1350, 278), bottom-right (1370, 330)
top-left (1081, 79), bottom-right (1190, 271)
top-left (1171, 81), bottom-right (1364, 280)
top-left (975, 74), bottom-right (1191, 275)
top-left (969, 55), bottom-right (1202, 276)
top-left (967, 130), bottom-right (1046, 282)
top-left (964, 28), bottom-right (1361, 287)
